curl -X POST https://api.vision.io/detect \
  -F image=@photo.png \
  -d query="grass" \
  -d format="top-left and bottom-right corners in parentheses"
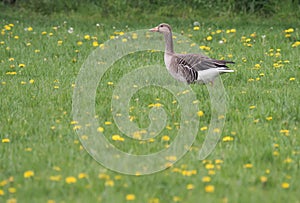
top-left (0, 5), bottom-right (300, 203)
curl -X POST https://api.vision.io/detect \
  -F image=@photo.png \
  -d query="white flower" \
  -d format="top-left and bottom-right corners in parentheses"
top-left (68, 27), bottom-right (74, 34)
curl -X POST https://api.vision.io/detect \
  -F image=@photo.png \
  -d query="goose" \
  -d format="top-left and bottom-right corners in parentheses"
top-left (149, 23), bottom-right (234, 84)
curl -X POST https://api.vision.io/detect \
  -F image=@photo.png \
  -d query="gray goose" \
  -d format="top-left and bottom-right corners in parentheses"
top-left (149, 23), bottom-right (234, 84)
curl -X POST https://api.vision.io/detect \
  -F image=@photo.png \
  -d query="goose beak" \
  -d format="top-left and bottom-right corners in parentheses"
top-left (149, 26), bottom-right (159, 32)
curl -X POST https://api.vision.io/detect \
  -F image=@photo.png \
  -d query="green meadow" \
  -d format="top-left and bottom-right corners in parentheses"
top-left (0, 1), bottom-right (300, 203)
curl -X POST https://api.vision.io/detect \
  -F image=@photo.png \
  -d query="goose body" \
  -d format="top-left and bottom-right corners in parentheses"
top-left (150, 23), bottom-right (234, 84)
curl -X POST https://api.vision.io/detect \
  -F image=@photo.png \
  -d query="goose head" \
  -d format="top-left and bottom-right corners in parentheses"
top-left (149, 23), bottom-right (172, 34)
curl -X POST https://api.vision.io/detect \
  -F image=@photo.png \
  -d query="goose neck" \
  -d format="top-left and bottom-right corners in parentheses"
top-left (163, 32), bottom-right (174, 54)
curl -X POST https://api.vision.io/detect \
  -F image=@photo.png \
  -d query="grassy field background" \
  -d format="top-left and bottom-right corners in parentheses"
top-left (0, 1), bottom-right (300, 203)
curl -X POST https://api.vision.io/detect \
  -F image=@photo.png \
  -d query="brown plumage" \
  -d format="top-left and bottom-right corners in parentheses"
top-left (150, 23), bottom-right (234, 84)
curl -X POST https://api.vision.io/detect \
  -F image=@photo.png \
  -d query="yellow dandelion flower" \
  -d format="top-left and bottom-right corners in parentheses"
top-left (249, 105), bottom-right (256, 109)
top-left (186, 184), bottom-right (194, 190)
top-left (41, 31), bottom-right (47, 35)
top-left (110, 35), bottom-right (115, 39)
top-left (105, 121), bottom-right (112, 125)
top-left (289, 77), bottom-right (295, 81)
top-left (181, 170), bottom-right (197, 176)
top-left (148, 198), bottom-right (160, 203)
top-left (97, 127), bottom-right (104, 132)
top-left (78, 173), bottom-right (88, 179)
top-left (292, 41), bottom-right (300, 47)
top-left (49, 32), bottom-right (53, 36)
top-left (218, 115), bottom-right (225, 119)
top-left (0, 189), bottom-right (4, 196)
top-left (7, 198), bottom-right (17, 203)
top-left (197, 111), bottom-right (204, 117)
top-left (93, 41), bottom-right (99, 47)
top-left (14, 35), bottom-right (19, 39)
top-left (230, 28), bottom-right (236, 33)
top-left (57, 40), bottom-right (63, 45)
top-left (165, 156), bottom-right (177, 161)
top-left (250, 32), bottom-right (256, 37)
top-left (200, 126), bottom-right (207, 131)
top-left (193, 26), bottom-right (200, 31)
top-left (126, 194), bottom-right (136, 201)
top-left (279, 129), bottom-right (289, 136)
top-left (132, 33), bottom-right (138, 39)
top-left (115, 175), bottom-right (122, 180)
top-left (29, 79), bottom-right (35, 84)
top-left (49, 175), bottom-right (61, 181)
top-left (148, 138), bottom-right (155, 142)
top-left (70, 121), bottom-right (78, 125)
top-left (215, 159), bottom-right (223, 164)
top-left (253, 117), bottom-right (261, 123)
top-left (254, 64), bottom-right (261, 69)
top-left (98, 173), bottom-right (110, 180)
top-left (222, 136), bottom-right (234, 142)
top-left (284, 157), bottom-right (293, 163)
top-left (2, 138), bottom-right (10, 143)
top-left (105, 179), bottom-right (114, 187)
top-left (148, 103), bottom-right (162, 108)
top-left (112, 135), bottom-right (124, 141)
top-left (202, 176), bottom-right (211, 182)
top-left (122, 38), bottom-right (128, 42)
top-left (24, 170), bottom-right (34, 178)
top-left (273, 151), bottom-right (279, 156)
top-left (27, 27), bottom-right (33, 31)
top-left (206, 36), bottom-right (213, 41)
top-left (8, 187), bottom-right (16, 193)
top-left (173, 196), bottom-right (181, 202)
top-left (162, 135), bottom-right (170, 141)
top-left (285, 28), bottom-right (294, 33)
top-left (205, 185), bottom-right (215, 193)
top-left (243, 163), bottom-right (253, 168)
top-left (4, 25), bottom-right (11, 30)
top-left (6, 71), bottom-right (17, 75)
top-left (199, 45), bottom-right (211, 51)
top-left (266, 116), bottom-right (272, 121)
top-left (53, 166), bottom-right (61, 171)
top-left (18, 63), bottom-right (26, 68)
top-left (281, 182), bottom-right (289, 189)
top-left (9, 57), bottom-right (14, 61)
top-left (205, 163), bottom-right (215, 169)
top-left (65, 176), bottom-right (77, 184)
top-left (84, 34), bottom-right (90, 40)
top-left (216, 29), bottom-right (222, 34)
top-left (285, 34), bottom-right (291, 38)
top-left (73, 125), bottom-right (82, 130)
top-left (213, 128), bottom-right (220, 133)
top-left (260, 176), bottom-right (267, 183)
